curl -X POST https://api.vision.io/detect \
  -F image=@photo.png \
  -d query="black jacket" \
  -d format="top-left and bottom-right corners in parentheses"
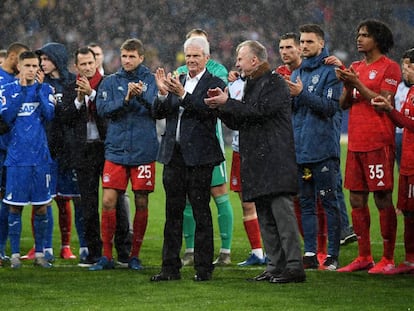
top-left (217, 63), bottom-right (298, 201)
top-left (57, 76), bottom-right (107, 169)
top-left (153, 70), bottom-right (225, 167)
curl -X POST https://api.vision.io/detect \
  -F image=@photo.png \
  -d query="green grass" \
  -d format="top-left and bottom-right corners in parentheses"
top-left (0, 145), bottom-right (412, 311)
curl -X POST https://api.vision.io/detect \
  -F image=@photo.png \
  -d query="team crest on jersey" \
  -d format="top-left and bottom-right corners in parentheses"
top-left (311, 75), bottom-right (320, 85)
top-left (369, 70), bottom-right (377, 80)
top-left (103, 173), bottom-right (110, 183)
top-left (142, 82), bottom-right (148, 93)
top-left (18, 102), bottom-right (39, 116)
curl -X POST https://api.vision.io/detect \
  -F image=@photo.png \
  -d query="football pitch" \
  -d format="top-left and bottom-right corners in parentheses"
top-left (0, 146), bottom-right (412, 311)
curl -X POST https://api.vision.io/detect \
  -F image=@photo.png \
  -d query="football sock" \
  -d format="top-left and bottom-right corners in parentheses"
top-left (130, 208), bottom-right (148, 258)
top-left (44, 205), bottom-right (54, 249)
top-left (101, 209), bottom-right (116, 260)
top-left (351, 206), bottom-right (371, 258)
top-left (379, 205), bottom-right (397, 260)
top-left (183, 201), bottom-right (195, 250)
top-left (73, 200), bottom-right (87, 248)
top-left (56, 197), bottom-right (72, 246)
top-left (243, 218), bottom-right (262, 250)
top-left (404, 216), bottom-right (414, 262)
top-left (215, 193), bottom-right (233, 251)
top-left (0, 202), bottom-right (9, 254)
top-left (8, 212), bottom-right (22, 255)
top-left (34, 213), bottom-right (48, 253)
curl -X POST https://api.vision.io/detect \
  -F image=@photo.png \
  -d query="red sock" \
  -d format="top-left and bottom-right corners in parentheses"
top-left (293, 197), bottom-right (304, 238)
top-left (404, 216), bottom-right (414, 262)
top-left (243, 218), bottom-right (262, 250)
top-left (317, 201), bottom-right (327, 255)
top-left (130, 209), bottom-right (148, 258)
top-left (379, 206), bottom-right (397, 260)
top-left (56, 197), bottom-right (72, 246)
top-left (352, 206), bottom-right (371, 258)
top-left (101, 209), bottom-right (116, 260)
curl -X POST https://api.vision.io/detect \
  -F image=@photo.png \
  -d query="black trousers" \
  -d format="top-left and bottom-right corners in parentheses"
top-left (161, 144), bottom-right (214, 275)
top-left (76, 142), bottom-right (131, 261)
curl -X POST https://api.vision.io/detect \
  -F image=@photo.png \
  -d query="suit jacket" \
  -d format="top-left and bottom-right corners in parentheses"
top-left (58, 77), bottom-right (107, 169)
top-left (153, 70), bottom-right (225, 167)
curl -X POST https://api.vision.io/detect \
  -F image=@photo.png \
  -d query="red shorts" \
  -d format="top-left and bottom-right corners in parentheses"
top-left (397, 174), bottom-right (414, 212)
top-left (102, 160), bottom-right (155, 192)
top-left (344, 145), bottom-right (395, 192)
top-left (230, 151), bottom-right (242, 192)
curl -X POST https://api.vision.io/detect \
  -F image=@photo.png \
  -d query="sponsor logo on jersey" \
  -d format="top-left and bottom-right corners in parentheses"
top-left (385, 78), bottom-right (398, 86)
top-left (18, 102), bottom-right (39, 116)
top-left (369, 70), bottom-right (377, 80)
top-left (327, 88), bottom-right (333, 99)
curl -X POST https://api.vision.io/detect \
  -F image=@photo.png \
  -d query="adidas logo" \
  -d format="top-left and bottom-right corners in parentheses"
top-left (321, 166), bottom-right (329, 173)
top-left (377, 180), bottom-right (385, 187)
top-left (146, 180), bottom-right (152, 186)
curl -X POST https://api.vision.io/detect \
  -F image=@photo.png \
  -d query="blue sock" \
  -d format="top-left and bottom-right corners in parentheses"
top-left (43, 205), bottom-right (54, 249)
top-left (34, 213), bottom-right (48, 253)
top-left (0, 202), bottom-right (9, 255)
top-left (74, 201), bottom-right (87, 248)
top-left (8, 212), bottom-right (22, 255)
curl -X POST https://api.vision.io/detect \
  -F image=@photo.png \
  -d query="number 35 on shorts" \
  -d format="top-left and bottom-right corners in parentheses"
top-left (368, 164), bottom-right (384, 180)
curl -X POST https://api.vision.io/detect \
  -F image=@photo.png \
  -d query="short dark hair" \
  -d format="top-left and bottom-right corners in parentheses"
top-left (74, 47), bottom-right (96, 64)
top-left (88, 42), bottom-right (100, 49)
top-left (186, 28), bottom-right (208, 39)
top-left (402, 48), bottom-right (414, 63)
top-left (299, 24), bottom-right (325, 40)
top-left (279, 32), bottom-right (300, 45)
top-left (19, 51), bottom-right (39, 62)
top-left (120, 38), bottom-right (145, 55)
top-left (7, 42), bottom-right (30, 56)
top-left (357, 19), bottom-right (394, 54)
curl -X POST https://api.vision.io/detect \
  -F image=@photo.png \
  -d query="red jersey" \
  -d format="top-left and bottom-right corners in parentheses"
top-left (400, 87), bottom-right (414, 176)
top-left (347, 56), bottom-right (401, 152)
top-left (275, 64), bottom-right (292, 79)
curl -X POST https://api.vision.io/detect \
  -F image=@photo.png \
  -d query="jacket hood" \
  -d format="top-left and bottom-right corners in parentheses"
top-left (301, 47), bottom-right (329, 70)
top-left (36, 42), bottom-right (72, 85)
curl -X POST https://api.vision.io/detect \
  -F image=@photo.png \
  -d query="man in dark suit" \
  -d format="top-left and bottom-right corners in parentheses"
top-left (151, 36), bottom-right (225, 282)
